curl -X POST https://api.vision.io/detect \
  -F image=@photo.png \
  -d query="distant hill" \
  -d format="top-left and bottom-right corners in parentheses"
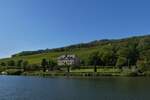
top-left (0, 35), bottom-right (150, 65)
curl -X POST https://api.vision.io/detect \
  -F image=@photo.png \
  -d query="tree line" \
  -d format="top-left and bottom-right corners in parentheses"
top-left (87, 36), bottom-right (150, 72)
top-left (0, 59), bottom-right (57, 72)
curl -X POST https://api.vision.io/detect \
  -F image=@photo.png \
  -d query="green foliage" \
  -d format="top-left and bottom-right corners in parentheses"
top-left (99, 44), bottom-right (117, 66)
top-left (116, 57), bottom-right (127, 68)
top-left (137, 36), bottom-right (150, 51)
top-left (0, 35), bottom-right (149, 73)
top-left (88, 51), bottom-right (101, 72)
top-left (137, 50), bottom-right (150, 71)
top-left (41, 58), bottom-right (48, 72)
top-left (0, 66), bottom-right (6, 72)
top-left (136, 60), bottom-right (147, 71)
top-left (116, 44), bottom-right (139, 67)
top-left (6, 69), bottom-right (22, 75)
top-left (0, 62), bottom-right (6, 66)
top-left (41, 58), bottom-right (48, 67)
top-left (88, 51), bottom-right (101, 66)
top-left (26, 64), bottom-right (40, 71)
top-left (16, 60), bottom-right (23, 67)
top-left (22, 60), bottom-right (29, 71)
top-left (7, 60), bottom-right (15, 66)
top-left (48, 59), bottom-right (57, 70)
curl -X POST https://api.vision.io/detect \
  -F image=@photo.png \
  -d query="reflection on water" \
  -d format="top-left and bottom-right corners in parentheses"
top-left (0, 76), bottom-right (150, 100)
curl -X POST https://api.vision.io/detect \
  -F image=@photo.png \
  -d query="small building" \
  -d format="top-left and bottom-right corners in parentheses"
top-left (57, 54), bottom-right (80, 66)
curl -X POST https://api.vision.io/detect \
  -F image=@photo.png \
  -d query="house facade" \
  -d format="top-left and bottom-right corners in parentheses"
top-left (57, 54), bottom-right (80, 66)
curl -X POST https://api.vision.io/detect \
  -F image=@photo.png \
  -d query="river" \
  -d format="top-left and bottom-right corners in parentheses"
top-left (0, 76), bottom-right (150, 100)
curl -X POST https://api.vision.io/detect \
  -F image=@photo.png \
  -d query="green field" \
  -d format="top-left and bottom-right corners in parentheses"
top-left (71, 68), bottom-right (121, 73)
top-left (0, 46), bottom-right (100, 64)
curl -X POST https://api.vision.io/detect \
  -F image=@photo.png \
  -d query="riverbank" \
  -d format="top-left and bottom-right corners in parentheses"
top-left (1, 68), bottom-right (150, 77)
top-left (22, 72), bottom-right (138, 77)
top-left (23, 71), bottom-right (148, 77)
top-left (1, 69), bottom-right (148, 77)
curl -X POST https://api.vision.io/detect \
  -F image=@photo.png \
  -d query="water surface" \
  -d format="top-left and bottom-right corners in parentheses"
top-left (0, 76), bottom-right (150, 100)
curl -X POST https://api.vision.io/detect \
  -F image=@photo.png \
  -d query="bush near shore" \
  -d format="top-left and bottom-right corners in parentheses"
top-left (0, 67), bottom-right (146, 77)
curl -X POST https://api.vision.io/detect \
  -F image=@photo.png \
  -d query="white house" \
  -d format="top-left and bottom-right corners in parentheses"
top-left (57, 54), bottom-right (80, 66)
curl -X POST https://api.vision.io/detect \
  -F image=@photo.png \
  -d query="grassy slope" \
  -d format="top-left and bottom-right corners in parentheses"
top-left (0, 46), bottom-right (100, 64)
top-left (0, 35), bottom-right (149, 65)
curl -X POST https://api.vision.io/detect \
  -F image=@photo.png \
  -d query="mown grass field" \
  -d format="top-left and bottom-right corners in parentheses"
top-left (71, 68), bottom-right (121, 73)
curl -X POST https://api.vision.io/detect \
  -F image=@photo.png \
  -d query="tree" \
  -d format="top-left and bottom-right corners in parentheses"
top-left (17, 60), bottom-right (23, 68)
top-left (29, 64), bottom-right (40, 71)
top-left (22, 61), bottom-right (29, 71)
top-left (48, 59), bottom-right (57, 71)
top-left (66, 64), bottom-right (70, 73)
top-left (88, 51), bottom-right (101, 72)
top-left (41, 58), bottom-right (48, 72)
top-left (136, 60), bottom-right (147, 72)
top-left (116, 45), bottom-right (139, 68)
top-left (99, 44), bottom-right (117, 66)
top-left (137, 50), bottom-right (150, 71)
top-left (116, 57), bottom-right (127, 68)
top-left (80, 60), bottom-right (85, 66)
top-left (128, 44), bottom-right (139, 66)
top-left (0, 62), bottom-right (6, 66)
top-left (7, 60), bottom-right (15, 66)
top-left (137, 37), bottom-right (150, 52)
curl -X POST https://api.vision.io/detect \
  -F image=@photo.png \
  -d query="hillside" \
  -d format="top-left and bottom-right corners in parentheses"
top-left (0, 35), bottom-right (150, 65)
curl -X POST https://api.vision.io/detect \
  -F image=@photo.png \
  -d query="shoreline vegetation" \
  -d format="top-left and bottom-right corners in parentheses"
top-left (0, 67), bottom-right (150, 77)
top-left (0, 35), bottom-right (150, 77)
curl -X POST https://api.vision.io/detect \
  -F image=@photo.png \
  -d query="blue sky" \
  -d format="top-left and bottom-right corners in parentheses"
top-left (0, 0), bottom-right (150, 58)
